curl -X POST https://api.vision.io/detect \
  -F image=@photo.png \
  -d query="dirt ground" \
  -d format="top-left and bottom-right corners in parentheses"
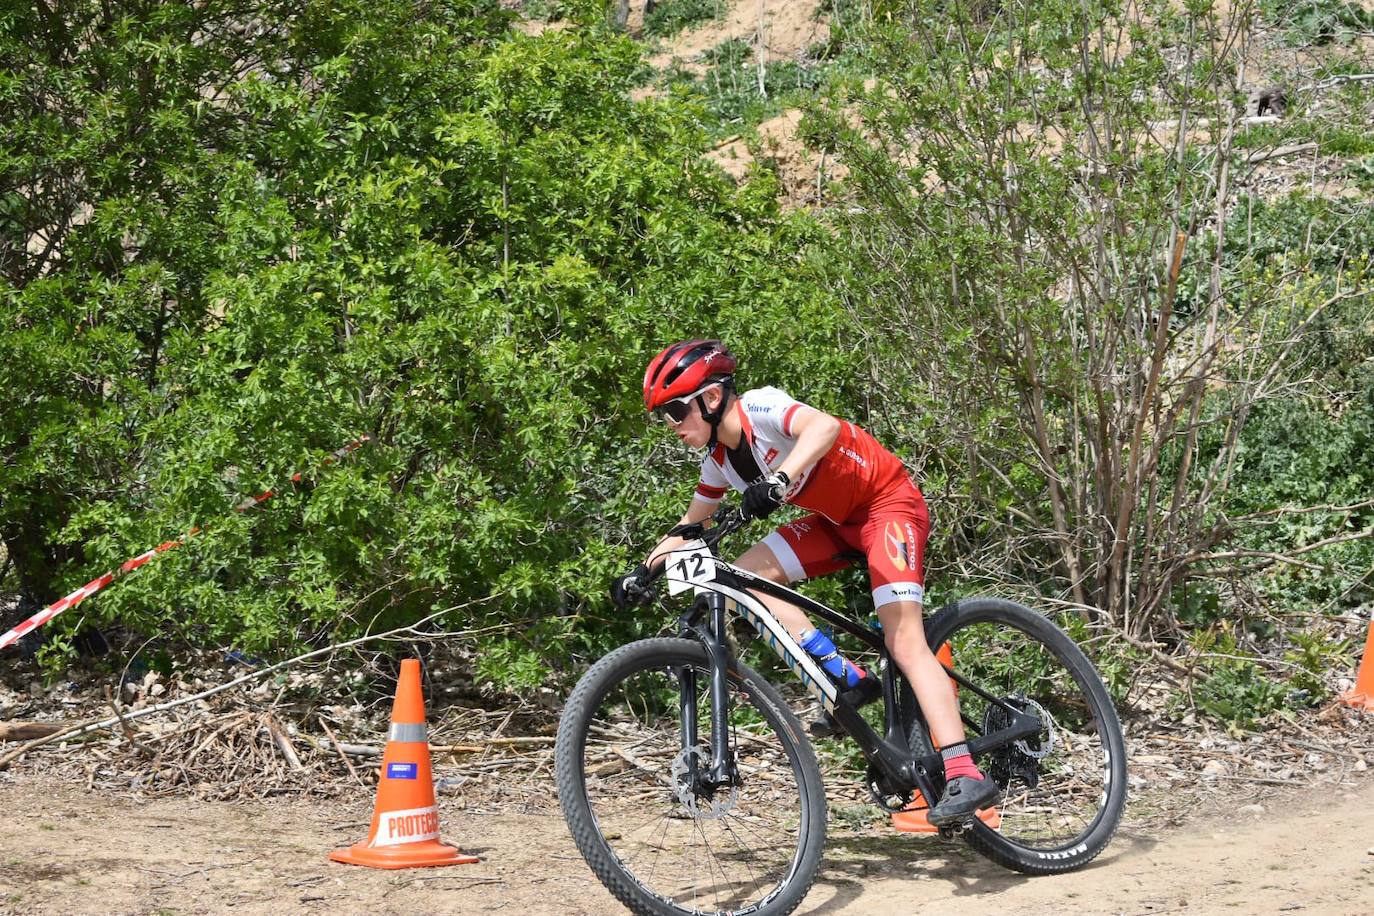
top-left (2, 768), bottom-right (1372, 916)
top-left (645, 0), bottom-right (828, 72)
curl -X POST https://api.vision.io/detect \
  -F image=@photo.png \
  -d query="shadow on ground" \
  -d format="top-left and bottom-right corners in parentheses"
top-left (808, 827), bottom-right (1158, 911)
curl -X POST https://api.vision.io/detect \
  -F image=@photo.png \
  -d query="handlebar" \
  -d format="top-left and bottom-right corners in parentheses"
top-left (642, 504), bottom-right (753, 588)
top-left (668, 504), bottom-right (752, 547)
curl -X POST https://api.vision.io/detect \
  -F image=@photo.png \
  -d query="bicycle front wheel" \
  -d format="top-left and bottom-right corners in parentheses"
top-left (924, 598), bottom-right (1127, 874)
top-left (555, 637), bottom-right (826, 916)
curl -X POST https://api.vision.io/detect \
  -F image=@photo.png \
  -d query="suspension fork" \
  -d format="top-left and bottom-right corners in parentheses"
top-left (677, 592), bottom-right (739, 790)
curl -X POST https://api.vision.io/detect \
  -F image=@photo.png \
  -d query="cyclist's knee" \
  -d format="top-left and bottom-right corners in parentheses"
top-left (877, 601), bottom-right (931, 651)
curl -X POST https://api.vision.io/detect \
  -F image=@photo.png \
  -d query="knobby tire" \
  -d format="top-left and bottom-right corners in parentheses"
top-left (922, 598), bottom-right (1128, 874)
top-left (555, 637), bottom-right (827, 916)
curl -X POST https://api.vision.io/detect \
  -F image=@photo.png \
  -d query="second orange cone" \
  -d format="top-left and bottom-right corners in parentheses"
top-left (329, 658), bottom-right (479, 869)
top-left (1340, 609), bottom-right (1374, 712)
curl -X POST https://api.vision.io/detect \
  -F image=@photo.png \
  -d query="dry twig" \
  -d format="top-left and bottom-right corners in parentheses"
top-left (0, 594), bottom-right (507, 770)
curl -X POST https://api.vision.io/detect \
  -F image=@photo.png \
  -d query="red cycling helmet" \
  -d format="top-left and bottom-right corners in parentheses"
top-left (642, 339), bottom-right (737, 412)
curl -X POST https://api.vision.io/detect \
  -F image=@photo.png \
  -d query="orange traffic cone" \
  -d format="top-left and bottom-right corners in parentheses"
top-left (1340, 610), bottom-right (1374, 711)
top-left (891, 790), bottom-right (1001, 833)
top-left (329, 659), bottom-right (479, 868)
top-left (892, 641), bottom-right (1001, 833)
top-left (936, 642), bottom-right (954, 689)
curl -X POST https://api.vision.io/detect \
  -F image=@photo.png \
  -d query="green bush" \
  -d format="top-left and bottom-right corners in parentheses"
top-left (1260, 0), bottom-right (1374, 45)
top-left (644, 0), bottom-right (722, 37)
top-left (1176, 192), bottom-right (1374, 316)
top-left (0, 0), bottom-right (858, 680)
top-left (1344, 156), bottom-right (1374, 193)
top-left (1192, 659), bottom-right (1291, 730)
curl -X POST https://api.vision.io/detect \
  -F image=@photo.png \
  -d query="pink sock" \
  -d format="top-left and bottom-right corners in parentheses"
top-left (941, 745), bottom-right (984, 781)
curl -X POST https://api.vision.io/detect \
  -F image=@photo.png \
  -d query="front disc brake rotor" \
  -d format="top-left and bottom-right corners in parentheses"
top-left (670, 745), bottom-right (739, 820)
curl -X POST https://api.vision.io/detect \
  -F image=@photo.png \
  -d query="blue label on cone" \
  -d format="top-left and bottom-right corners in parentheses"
top-left (386, 762), bottom-right (418, 780)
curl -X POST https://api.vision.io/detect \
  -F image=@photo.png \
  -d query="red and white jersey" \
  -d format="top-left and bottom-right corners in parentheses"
top-left (693, 387), bottom-right (910, 524)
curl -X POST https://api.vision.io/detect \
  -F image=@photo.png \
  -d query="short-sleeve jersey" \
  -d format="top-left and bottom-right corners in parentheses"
top-left (693, 387), bottom-right (910, 524)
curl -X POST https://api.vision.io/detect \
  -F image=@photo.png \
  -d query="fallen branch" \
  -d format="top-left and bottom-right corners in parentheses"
top-left (309, 739), bottom-right (380, 758)
top-left (304, 736), bottom-right (558, 758)
top-left (1228, 498), bottom-right (1374, 522)
top-left (318, 716), bottom-right (362, 783)
top-left (1120, 633), bottom-right (1207, 680)
top-left (440, 736), bottom-right (556, 750)
top-left (1297, 73), bottom-right (1374, 93)
top-left (184, 713), bottom-right (253, 768)
top-left (105, 685), bottom-right (155, 757)
top-left (1182, 526), bottom-right (1374, 578)
top-left (1246, 142), bottom-right (1317, 164)
top-left (0, 721), bottom-right (66, 741)
top-left (266, 716), bottom-right (304, 772)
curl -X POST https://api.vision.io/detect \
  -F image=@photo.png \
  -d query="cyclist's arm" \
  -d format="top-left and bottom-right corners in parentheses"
top-left (776, 406), bottom-right (841, 483)
top-left (645, 498), bottom-right (717, 570)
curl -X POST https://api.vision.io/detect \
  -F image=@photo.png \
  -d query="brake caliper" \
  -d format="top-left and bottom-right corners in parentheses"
top-left (670, 746), bottom-right (739, 820)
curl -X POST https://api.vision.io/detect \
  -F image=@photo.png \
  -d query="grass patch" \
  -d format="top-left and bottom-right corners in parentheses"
top-left (1343, 155), bottom-right (1374, 192)
top-left (645, 0), bottom-right (725, 38)
top-left (664, 38), bottom-right (829, 134)
top-left (1260, 0), bottom-right (1374, 45)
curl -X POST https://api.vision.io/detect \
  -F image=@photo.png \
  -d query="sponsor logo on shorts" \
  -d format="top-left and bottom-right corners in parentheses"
top-left (763, 447), bottom-right (778, 464)
top-left (883, 520), bottom-right (918, 571)
top-left (785, 520), bottom-right (812, 538)
top-left (873, 581), bottom-right (926, 607)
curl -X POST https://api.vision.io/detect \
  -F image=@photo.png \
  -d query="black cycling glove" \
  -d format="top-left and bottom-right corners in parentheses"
top-left (610, 563), bottom-right (653, 609)
top-left (742, 471), bottom-right (790, 520)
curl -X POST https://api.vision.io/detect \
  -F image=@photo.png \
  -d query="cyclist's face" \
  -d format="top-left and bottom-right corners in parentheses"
top-left (668, 384), bottom-right (722, 448)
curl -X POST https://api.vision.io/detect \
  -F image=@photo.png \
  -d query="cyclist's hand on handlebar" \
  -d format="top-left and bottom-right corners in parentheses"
top-left (742, 471), bottom-right (790, 520)
top-left (610, 563), bottom-right (653, 610)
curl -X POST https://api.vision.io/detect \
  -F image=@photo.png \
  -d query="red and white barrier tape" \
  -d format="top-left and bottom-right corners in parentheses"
top-left (0, 436), bottom-right (371, 651)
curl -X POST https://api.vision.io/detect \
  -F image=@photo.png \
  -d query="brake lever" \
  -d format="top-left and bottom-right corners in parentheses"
top-left (666, 521), bottom-right (708, 540)
top-left (713, 505), bottom-right (749, 529)
top-left (660, 505), bottom-right (749, 564)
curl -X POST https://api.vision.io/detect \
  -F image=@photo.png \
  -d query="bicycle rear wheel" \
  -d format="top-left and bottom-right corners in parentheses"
top-left (555, 637), bottom-right (826, 916)
top-left (923, 598), bottom-right (1127, 874)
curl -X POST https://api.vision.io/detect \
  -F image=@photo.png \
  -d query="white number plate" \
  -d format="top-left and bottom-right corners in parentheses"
top-left (666, 546), bottom-right (717, 595)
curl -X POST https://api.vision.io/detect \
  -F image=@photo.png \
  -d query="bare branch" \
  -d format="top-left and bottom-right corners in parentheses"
top-left (0, 595), bottom-right (511, 770)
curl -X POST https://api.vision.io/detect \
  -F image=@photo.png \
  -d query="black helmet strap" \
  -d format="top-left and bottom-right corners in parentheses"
top-left (698, 377), bottom-right (735, 451)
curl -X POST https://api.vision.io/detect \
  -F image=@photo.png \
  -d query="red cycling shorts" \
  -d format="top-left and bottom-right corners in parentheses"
top-left (761, 477), bottom-right (929, 609)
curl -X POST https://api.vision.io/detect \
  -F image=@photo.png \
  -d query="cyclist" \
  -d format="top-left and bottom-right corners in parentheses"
top-left (611, 339), bottom-right (1000, 826)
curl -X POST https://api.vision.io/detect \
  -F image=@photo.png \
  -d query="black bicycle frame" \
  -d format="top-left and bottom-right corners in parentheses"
top-left (672, 555), bottom-right (1043, 805)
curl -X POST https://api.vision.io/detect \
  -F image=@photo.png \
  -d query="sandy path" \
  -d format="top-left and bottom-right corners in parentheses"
top-left (2, 772), bottom-right (1371, 915)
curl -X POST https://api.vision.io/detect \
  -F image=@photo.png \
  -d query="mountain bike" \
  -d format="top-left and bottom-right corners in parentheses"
top-left (555, 504), bottom-right (1127, 916)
